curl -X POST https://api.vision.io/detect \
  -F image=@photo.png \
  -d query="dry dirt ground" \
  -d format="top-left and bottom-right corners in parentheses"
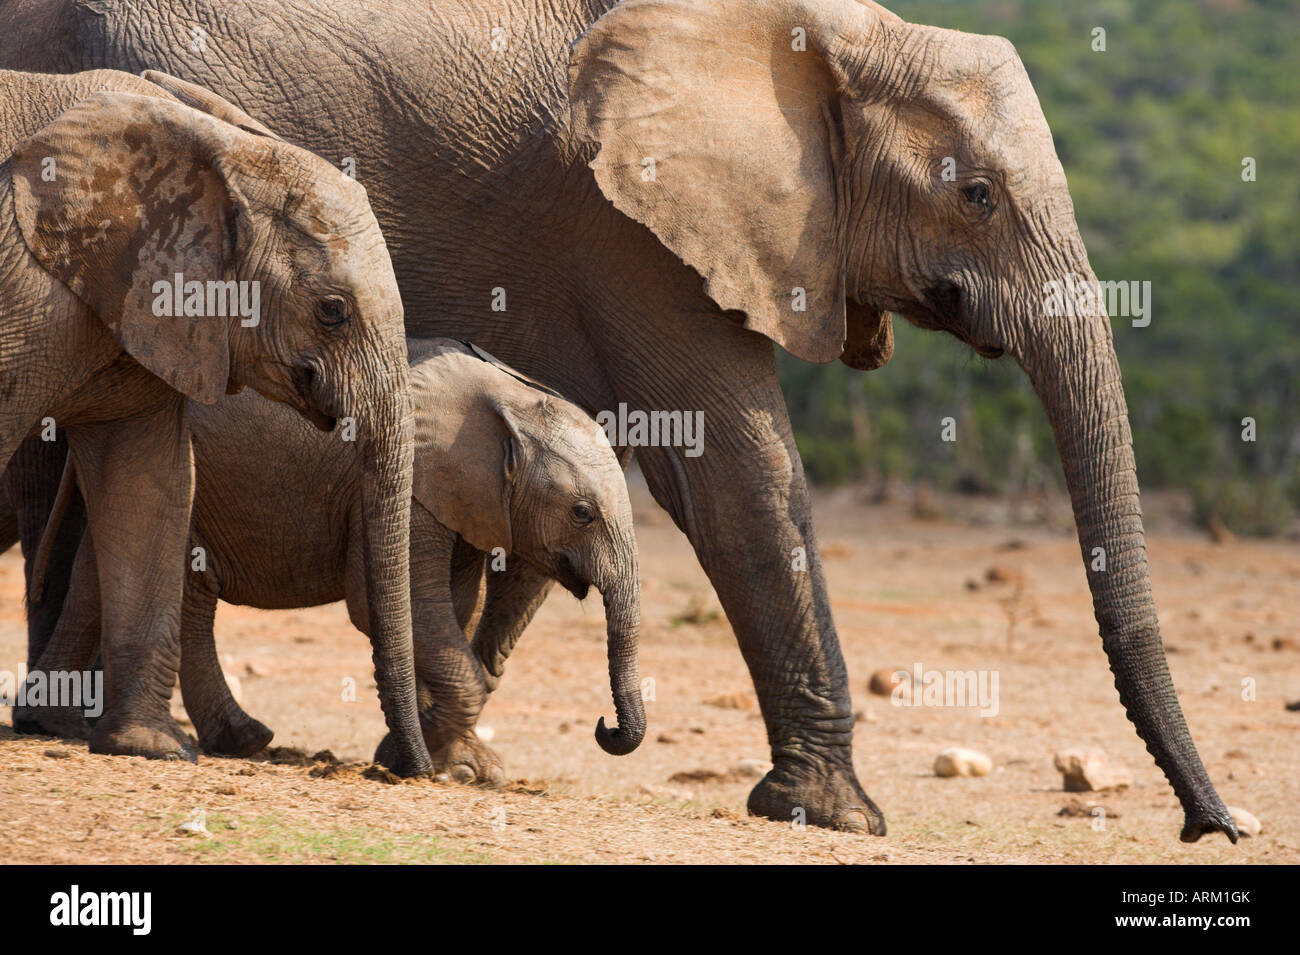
top-left (1, 476), bottom-right (1296, 864)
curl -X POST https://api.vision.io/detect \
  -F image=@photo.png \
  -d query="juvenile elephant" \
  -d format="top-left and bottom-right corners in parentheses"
top-left (23, 339), bottom-right (645, 782)
top-left (0, 68), bottom-right (429, 774)
top-left (0, 0), bottom-right (1235, 839)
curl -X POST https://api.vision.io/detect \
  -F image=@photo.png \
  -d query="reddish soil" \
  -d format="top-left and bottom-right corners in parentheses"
top-left (2, 477), bottom-right (1296, 863)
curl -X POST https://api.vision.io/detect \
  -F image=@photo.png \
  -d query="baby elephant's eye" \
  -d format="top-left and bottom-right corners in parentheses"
top-left (316, 295), bottom-right (350, 329)
top-left (571, 501), bottom-right (596, 525)
top-left (961, 182), bottom-right (991, 209)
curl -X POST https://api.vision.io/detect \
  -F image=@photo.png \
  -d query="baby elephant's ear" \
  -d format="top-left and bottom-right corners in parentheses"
top-left (12, 91), bottom-right (251, 405)
top-left (139, 70), bottom-right (283, 141)
top-left (410, 377), bottom-right (519, 555)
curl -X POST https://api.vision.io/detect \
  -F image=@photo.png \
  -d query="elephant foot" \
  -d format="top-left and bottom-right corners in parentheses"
top-left (198, 711), bottom-right (274, 758)
top-left (1181, 805), bottom-right (1239, 844)
top-left (747, 756), bottom-right (886, 834)
top-left (12, 704), bottom-right (92, 740)
top-left (89, 717), bottom-right (198, 763)
top-left (374, 729), bottom-right (505, 788)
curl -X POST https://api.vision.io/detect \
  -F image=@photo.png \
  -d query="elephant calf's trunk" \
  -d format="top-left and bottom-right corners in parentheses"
top-left (594, 579), bottom-right (645, 755)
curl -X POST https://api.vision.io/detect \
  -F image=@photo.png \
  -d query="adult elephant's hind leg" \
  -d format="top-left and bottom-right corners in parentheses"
top-left (609, 319), bottom-right (883, 834)
top-left (69, 397), bottom-right (197, 761)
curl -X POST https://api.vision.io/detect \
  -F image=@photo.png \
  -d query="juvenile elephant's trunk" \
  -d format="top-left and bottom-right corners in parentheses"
top-left (359, 384), bottom-right (432, 777)
top-left (593, 575), bottom-right (645, 755)
top-left (1017, 273), bottom-right (1235, 842)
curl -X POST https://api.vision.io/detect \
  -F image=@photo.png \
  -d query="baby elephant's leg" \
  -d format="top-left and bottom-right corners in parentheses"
top-left (178, 569), bottom-right (273, 757)
top-left (13, 534), bottom-right (101, 739)
top-left (373, 516), bottom-right (502, 785)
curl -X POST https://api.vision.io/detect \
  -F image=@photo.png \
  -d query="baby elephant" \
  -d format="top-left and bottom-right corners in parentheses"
top-left (27, 339), bottom-right (644, 783)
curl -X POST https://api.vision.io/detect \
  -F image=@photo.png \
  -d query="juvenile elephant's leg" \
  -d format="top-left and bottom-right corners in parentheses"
top-left (69, 398), bottom-right (197, 761)
top-left (470, 560), bottom-right (555, 693)
top-left (601, 310), bottom-right (882, 833)
top-left (449, 537), bottom-right (485, 635)
top-left (13, 532), bottom-right (102, 739)
top-left (3, 436), bottom-right (88, 669)
top-left (178, 567), bottom-right (273, 757)
top-left (368, 516), bottom-right (501, 785)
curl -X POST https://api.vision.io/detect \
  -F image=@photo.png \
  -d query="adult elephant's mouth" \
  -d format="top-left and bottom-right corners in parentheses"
top-left (290, 360), bottom-right (340, 432)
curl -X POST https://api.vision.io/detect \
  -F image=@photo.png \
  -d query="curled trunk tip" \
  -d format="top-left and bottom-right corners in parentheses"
top-left (594, 714), bottom-right (643, 755)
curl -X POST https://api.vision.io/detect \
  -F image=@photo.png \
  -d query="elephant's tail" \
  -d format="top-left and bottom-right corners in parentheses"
top-left (28, 455), bottom-right (77, 606)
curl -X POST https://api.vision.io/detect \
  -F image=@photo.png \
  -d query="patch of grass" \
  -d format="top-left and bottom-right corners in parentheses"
top-left (171, 812), bottom-right (494, 865)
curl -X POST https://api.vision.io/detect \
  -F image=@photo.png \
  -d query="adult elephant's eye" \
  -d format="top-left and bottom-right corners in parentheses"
top-left (961, 182), bottom-right (991, 208)
top-left (316, 295), bottom-right (350, 329)
top-left (571, 501), bottom-right (596, 525)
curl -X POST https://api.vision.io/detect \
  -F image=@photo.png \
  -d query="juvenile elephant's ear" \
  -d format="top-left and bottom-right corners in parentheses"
top-left (12, 91), bottom-right (255, 405)
top-left (139, 70), bottom-right (283, 141)
top-left (568, 0), bottom-right (886, 364)
top-left (409, 362), bottom-right (518, 555)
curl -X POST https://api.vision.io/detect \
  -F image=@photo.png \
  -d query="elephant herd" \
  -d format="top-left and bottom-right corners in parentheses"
top-left (0, 0), bottom-right (1235, 843)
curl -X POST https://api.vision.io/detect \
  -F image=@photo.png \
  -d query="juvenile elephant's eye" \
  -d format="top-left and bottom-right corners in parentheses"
top-left (316, 295), bottom-right (350, 329)
top-left (961, 182), bottom-right (992, 209)
top-left (571, 501), bottom-right (596, 525)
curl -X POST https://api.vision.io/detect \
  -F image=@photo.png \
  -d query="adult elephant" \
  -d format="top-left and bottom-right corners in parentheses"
top-left (0, 0), bottom-right (1235, 840)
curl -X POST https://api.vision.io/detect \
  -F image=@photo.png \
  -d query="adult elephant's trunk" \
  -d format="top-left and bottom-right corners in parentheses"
top-left (1016, 270), bottom-right (1235, 842)
top-left (359, 385), bottom-right (432, 777)
top-left (593, 574), bottom-right (645, 756)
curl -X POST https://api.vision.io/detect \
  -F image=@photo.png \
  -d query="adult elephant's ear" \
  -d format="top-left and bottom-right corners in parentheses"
top-left (12, 91), bottom-right (254, 405)
top-left (139, 70), bottom-right (283, 141)
top-left (842, 304), bottom-right (893, 370)
top-left (568, 0), bottom-right (889, 365)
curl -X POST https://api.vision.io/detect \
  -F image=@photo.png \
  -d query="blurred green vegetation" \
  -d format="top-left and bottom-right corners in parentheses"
top-left (779, 0), bottom-right (1300, 534)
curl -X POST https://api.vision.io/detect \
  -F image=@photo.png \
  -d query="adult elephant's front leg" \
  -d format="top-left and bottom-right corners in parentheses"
top-left (67, 396), bottom-right (196, 761)
top-left (609, 323), bottom-right (882, 834)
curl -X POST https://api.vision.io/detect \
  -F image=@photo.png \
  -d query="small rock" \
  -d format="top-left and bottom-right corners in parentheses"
top-left (1271, 636), bottom-right (1299, 652)
top-left (656, 733), bottom-right (680, 744)
top-left (703, 691), bottom-right (755, 710)
top-left (176, 815), bottom-right (209, 836)
top-left (985, 565), bottom-right (1025, 585)
top-left (475, 724), bottom-right (496, 742)
top-left (1058, 798), bottom-right (1120, 819)
top-left (1286, 700), bottom-right (1300, 712)
top-left (242, 661), bottom-right (271, 678)
top-left (934, 747), bottom-right (993, 778)
top-left (868, 668), bottom-right (909, 697)
top-left (1227, 806), bottom-right (1261, 837)
top-left (43, 749), bottom-right (71, 759)
top-left (734, 758), bottom-right (771, 779)
top-left (963, 578), bottom-right (981, 591)
top-left (1053, 749), bottom-right (1132, 792)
